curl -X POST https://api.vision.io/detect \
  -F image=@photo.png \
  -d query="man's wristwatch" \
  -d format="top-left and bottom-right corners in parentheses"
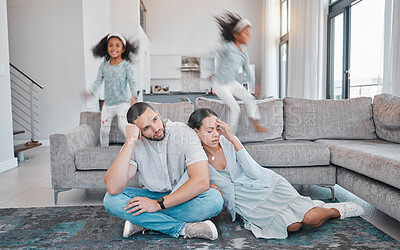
top-left (157, 197), bottom-right (166, 210)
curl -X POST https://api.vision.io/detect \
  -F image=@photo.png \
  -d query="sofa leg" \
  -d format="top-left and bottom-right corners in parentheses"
top-left (54, 188), bottom-right (71, 205)
top-left (318, 185), bottom-right (336, 201)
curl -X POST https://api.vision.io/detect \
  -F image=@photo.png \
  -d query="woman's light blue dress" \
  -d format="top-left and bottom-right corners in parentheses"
top-left (211, 136), bottom-right (315, 239)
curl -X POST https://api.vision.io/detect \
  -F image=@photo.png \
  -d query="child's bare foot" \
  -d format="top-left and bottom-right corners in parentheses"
top-left (251, 119), bottom-right (269, 133)
top-left (254, 124), bottom-right (269, 132)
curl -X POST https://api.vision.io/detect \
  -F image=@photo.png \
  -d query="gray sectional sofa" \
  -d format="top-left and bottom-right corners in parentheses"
top-left (50, 93), bottom-right (400, 223)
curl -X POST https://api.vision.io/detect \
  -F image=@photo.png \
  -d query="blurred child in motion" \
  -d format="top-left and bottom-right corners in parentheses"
top-left (85, 33), bottom-right (139, 146)
top-left (212, 11), bottom-right (268, 134)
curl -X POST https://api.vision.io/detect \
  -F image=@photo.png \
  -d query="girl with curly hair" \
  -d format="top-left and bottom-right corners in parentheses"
top-left (85, 33), bottom-right (139, 146)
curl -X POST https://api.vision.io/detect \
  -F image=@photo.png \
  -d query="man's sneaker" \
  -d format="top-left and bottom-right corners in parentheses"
top-left (184, 220), bottom-right (218, 240)
top-left (312, 200), bottom-right (325, 207)
top-left (323, 202), bottom-right (365, 219)
top-left (122, 220), bottom-right (147, 238)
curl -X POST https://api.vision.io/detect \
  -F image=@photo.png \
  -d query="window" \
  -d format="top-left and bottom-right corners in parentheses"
top-left (328, 13), bottom-right (344, 99)
top-left (327, 0), bottom-right (385, 99)
top-left (349, 0), bottom-right (384, 98)
top-left (279, 0), bottom-right (290, 98)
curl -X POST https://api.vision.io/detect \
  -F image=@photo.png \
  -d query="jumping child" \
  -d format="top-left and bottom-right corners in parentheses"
top-left (213, 11), bottom-right (267, 134)
top-left (85, 33), bottom-right (139, 146)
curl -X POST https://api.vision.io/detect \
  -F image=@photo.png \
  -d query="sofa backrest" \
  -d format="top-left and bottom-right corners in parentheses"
top-left (80, 102), bottom-right (195, 145)
top-left (283, 97), bottom-right (376, 140)
top-left (196, 97), bottom-right (283, 142)
top-left (373, 93), bottom-right (400, 143)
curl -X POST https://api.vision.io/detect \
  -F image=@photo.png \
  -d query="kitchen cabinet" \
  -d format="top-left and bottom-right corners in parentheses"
top-left (200, 57), bottom-right (216, 79)
top-left (150, 55), bottom-right (181, 79)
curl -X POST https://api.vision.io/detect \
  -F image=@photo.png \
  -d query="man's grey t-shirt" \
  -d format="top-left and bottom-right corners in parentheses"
top-left (129, 120), bottom-right (208, 192)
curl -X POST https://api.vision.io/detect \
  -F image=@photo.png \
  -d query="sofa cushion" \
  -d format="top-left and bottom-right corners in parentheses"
top-left (283, 97), bottom-right (376, 140)
top-left (80, 102), bottom-right (195, 144)
top-left (75, 146), bottom-right (122, 170)
top-left (243, 140), bottom-right (330, 167)
top-left (268, 166), bottom-right (336, 185)
top-left (147, 101), bottom-right (195, 124)
top-left (315, 139), bottom-right (400, 189)
top-left (373, 93), bottom-right (400, 143)
top-left (75, 169), bottom-right (141, 188)
top-left (196, 97), bottom-right (283, 142)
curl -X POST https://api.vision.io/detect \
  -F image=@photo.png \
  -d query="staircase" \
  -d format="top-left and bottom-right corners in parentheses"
top-left (10, 63), bottom-right (44, 162)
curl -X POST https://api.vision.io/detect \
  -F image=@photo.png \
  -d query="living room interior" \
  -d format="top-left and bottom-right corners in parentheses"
top-left (0, 0), bottom-right (399, 248)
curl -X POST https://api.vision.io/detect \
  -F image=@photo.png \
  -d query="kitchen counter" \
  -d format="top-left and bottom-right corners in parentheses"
top-left (143, 92), bottom-right (219, 104)
top-left (145, 91), bottom-right (214, 95)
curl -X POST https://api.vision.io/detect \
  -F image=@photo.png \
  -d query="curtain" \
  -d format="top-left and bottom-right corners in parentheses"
top-left (383, 0), bottom-right (400, 96)
top-left (287, 0), bottom-right (329, 99)
top-left (260, 0), bottom-right (280, 98)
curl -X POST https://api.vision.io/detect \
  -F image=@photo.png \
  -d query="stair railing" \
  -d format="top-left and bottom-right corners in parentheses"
top-left (10, 63), bottom-right (44, 142)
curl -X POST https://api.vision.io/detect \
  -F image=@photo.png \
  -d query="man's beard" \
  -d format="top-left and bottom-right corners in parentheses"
top-left (142, 122), bottom-right (166, 141)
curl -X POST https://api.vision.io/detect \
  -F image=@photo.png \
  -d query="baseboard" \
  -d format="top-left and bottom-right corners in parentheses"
top-left (0, 157), bottom-right (18, 174)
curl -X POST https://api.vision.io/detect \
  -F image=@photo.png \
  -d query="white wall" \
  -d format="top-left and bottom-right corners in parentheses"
top-left (8, 0), bottom-right (150, 144)
top-left (6, 0), bottom-right (260, 143)
top-left (143, 0), bottom-right (264, 85)
top-left (83, 0), bottom-right (151, 107)
top-left (0, 0), bottom-right (17, 172)
top-left (137, 26), bottom-right (151, 94)
top-left (82, 0), bottom-right (112, 111)
top-left (110, 0), bottom-right (151, 97)
top-left (111, 0), bottom-right (139, 96)
top-left (7, 0), bottom-right (87, 142)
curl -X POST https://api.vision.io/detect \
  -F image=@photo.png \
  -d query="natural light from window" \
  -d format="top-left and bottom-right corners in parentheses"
top-left (333, 13), bottom-right (344, 99)
top-left (349, 0), bottom-right (384, 98)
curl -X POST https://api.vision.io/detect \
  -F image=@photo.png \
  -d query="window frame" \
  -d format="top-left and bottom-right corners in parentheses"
top-left (326, 0), bottom-right (362, 99)
top-left (279, 0), bottom-right (290, 98)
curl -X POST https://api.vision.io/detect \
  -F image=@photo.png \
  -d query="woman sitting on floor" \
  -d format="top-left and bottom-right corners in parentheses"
top-left (187, 108), bottom-right (365, 239)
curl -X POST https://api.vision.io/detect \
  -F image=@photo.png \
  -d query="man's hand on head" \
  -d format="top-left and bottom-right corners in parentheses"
top-left (126, 123), bottom-right (141, 144)
top-left (124, 196), bottom-right (161, 216)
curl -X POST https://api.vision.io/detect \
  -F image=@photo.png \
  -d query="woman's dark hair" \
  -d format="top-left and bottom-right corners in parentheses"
top-left (127, 102), bottom-right (155, 124)
top-left (215, 11), bottom-right (242, 42)
top-left (92, 34), bottom-right (139, 62)
top-left (188, 108), bottom-right (219, 130)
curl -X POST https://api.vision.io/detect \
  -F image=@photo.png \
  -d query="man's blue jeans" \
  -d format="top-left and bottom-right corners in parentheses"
top-left (103, 187), bottom-right (223, 238)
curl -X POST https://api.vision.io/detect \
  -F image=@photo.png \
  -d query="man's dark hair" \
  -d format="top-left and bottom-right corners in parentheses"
top-left (187, 108), bottom-right (219, 130)
top-left (127, 102), bottom-right (155, 124)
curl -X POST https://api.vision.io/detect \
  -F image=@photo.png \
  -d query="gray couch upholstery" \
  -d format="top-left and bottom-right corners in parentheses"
top-left (50, 93), bottom-right (400, 223)
top-left (197, 93), bottom-right (400, 222)
top-left (196, 97), bottom-right (337, 197)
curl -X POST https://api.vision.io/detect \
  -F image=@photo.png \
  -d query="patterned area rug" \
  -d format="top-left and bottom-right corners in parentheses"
top-left (0, 205), bottom-right (399, 249)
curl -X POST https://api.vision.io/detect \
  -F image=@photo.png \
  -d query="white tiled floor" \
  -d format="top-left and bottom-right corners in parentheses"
top-left (0, 147), bottom-right (105, 208)
top-left (1, 146), bottom-right (399, 242)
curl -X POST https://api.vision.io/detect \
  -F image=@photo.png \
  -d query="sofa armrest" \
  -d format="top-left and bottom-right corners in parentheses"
top-left (50, 125), bottom-right (96, 189)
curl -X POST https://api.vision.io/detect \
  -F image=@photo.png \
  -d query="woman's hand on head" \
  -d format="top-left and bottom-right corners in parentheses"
top-left (130, 97), bottom-right (137, 106)
top-left (125, 123), bottom-right (141, 144)
top-left (216, 118), bottom-right (243, 152)
top-left (216, 119), bottom-right (234, 142)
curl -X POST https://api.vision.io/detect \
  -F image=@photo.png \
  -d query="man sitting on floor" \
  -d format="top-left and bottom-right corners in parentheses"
top-left (103, 102), bottom-right (223, 240)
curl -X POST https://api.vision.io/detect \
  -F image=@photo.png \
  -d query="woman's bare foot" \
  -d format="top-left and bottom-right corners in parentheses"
top-left (251, 119), bottom-right (269, 132)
